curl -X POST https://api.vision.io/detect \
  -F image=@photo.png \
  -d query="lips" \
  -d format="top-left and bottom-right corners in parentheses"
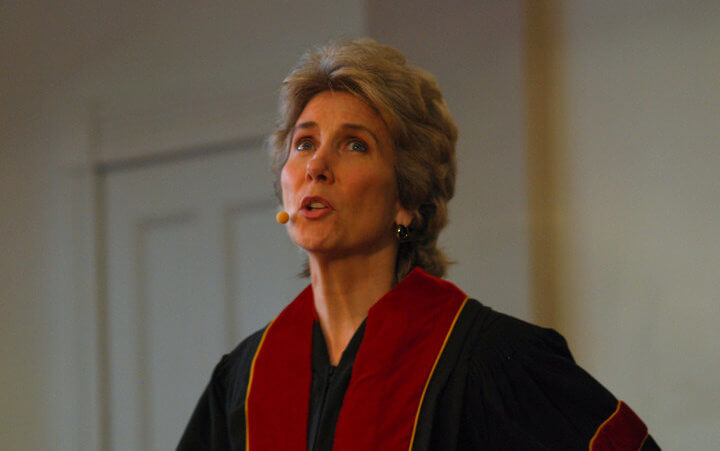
top-left (299, 196), bottom-right (334, 219)
top-left (301, 196), bottom-right (333, 210)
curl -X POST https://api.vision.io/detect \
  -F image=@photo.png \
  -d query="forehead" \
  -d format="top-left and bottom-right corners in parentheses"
top-left (295, 91), bottom-right (389, 135)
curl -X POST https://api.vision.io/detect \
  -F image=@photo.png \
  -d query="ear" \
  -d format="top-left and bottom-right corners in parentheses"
top-left (394, 202), bottom-right (414, 227)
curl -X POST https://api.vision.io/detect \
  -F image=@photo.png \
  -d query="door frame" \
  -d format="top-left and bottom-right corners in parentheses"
top-left (76, 95), bottom-right (275, 449)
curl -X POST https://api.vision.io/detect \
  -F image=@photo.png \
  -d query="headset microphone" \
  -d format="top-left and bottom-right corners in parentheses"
top-left (276, 211), bottom-right (290, 224)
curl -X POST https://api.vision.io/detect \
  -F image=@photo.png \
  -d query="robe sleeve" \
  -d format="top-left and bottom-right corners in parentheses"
top-left (462, 314), bottom-right (659, 450)
top-left (177, 328), bottom-right (265, 451)
top-left (177, 355), bottom-right (234, 451)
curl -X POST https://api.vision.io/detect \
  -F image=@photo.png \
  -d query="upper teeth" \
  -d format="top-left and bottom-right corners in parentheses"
top-left (308, 202), bottom-right (326, 209)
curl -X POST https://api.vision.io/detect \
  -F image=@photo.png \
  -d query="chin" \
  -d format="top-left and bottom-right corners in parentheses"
top-left (291, 233), bottom-right (340, 254)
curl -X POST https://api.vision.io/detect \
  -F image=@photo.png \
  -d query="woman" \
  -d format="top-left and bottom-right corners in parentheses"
top-left (179, 39), bottom-right (658, 450)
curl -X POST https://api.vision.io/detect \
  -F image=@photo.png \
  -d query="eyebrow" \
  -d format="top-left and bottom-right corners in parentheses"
top-left (342, 124), bottom-right (380, 146)
top-left (292, 121), bottom-right (380, 146)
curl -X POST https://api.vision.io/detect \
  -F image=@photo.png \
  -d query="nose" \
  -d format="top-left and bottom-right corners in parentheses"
top-left (306, 150), bottom-right (334, 183)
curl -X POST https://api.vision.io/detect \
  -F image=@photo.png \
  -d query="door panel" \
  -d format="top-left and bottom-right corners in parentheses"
top-left (105, 146), bottom-right (305, 450)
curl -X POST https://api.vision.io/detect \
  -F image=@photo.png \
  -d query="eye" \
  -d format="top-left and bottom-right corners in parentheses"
top-left (295, 138), bottom-right (314, 152)
top-left (347, 139), bottom-right (368, 153)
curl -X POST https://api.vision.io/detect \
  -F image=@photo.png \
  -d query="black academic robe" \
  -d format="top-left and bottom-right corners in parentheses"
top-left (179, 268), bottom-right (658, 450)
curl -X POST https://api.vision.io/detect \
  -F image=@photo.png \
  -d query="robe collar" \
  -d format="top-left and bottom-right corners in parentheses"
top-left (246, 267), bottom-right (468, 450)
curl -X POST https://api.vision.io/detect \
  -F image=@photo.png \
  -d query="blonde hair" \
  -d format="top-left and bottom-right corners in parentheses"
top-left (271, 38), bottom-right (457, 280)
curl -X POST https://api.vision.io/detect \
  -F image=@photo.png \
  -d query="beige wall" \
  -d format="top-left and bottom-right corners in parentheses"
top-left (553, 3), bottom-right (720, 448)
top-left (2, 1), bottom-right (718, 448)
top-left (528, 1), bottom-right (720, 448)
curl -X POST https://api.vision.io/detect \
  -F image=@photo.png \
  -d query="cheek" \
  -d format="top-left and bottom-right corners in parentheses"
top-left (349, 170), bottom-right (398, 211)
top-left (279, 166), bottom-right (294, 206)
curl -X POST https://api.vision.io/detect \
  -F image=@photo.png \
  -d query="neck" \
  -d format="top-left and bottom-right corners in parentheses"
top-left (308, 246), bottom-right (397, 365)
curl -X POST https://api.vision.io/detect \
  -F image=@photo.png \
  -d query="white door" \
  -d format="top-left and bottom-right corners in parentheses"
top-left (104, 145), bottom-right (306, 451)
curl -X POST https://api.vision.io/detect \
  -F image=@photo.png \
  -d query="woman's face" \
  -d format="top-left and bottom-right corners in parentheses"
top-left (281, 90), bottom-right (411, 258)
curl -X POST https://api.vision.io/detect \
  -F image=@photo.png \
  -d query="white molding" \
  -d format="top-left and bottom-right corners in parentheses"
top-left (94, 90), bottom-right (277, 165)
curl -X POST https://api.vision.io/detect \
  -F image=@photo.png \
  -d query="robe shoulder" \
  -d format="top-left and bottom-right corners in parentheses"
top-left (453, 302), bottom-right (658, 449)
top-left (177, 327), bottom-right (266, 451)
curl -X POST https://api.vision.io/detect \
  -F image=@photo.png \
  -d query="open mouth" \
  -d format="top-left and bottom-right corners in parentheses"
top-left (301, 196), bottom-right (333, 212)
top-left (306, 202), bottom-right (328, 210)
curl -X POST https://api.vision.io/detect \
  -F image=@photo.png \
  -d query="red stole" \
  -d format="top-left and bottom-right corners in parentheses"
top-left (589, 401), bottom-right (649, 450)
top-left (245, 268), bottom-right (468, 450)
